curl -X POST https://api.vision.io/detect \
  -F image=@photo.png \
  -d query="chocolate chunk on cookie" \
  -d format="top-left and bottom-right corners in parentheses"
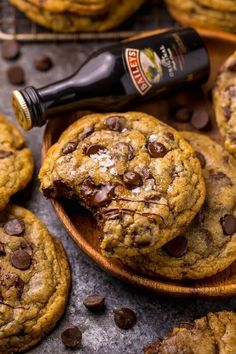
top-left (39, 112), bottom-right (205, 258)
top-left (0, 204), bottom-right (70, 353)
top-left (125, 132), bottom-right (236, 280)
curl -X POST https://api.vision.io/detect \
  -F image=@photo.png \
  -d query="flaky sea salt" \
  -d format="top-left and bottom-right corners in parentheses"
top-left (144, 179), bottom-right (156, 191)
top-left (148, 134), bottom-right (157, 142)
top-left (132, 187), bottom-right (141, 194)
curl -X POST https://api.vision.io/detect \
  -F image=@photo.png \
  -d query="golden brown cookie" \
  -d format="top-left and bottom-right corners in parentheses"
top-left (165, 0), bottom-right (236, 33)
top-left (27, 0), bottom-right (114, 16)
top-left (39, 112), bottom-right (205, 259)
top-left (0, 204), bottom-right (71, 353)
top-left (213, 51), bottom-right (236, 157)
top-left (10, 0), bottom-right (145, 32)
top-left (197, 0), bottom-right (236, 12)
top-left (144, 311), bottom-right (236, 354)
top-left (0, 115), bottom-right (33, 211)
top-left (125, 132), bottom-right (236, 280)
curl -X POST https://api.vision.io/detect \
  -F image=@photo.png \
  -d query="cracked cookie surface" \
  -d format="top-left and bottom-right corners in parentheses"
top-left (10, 0), bottom-right (145, 32)
top-left (0, 204), bottom-right (70, 353)
top-left (144, 311), bottom-right (236, 354)
top-left (39, 112), bottom-right (205, 258)
top-left (125, 132), bottom-right (236, 280)
top-left (0, 115), bottom-right (34, 211)
top-left (213, 51), bottom-right (236, 157)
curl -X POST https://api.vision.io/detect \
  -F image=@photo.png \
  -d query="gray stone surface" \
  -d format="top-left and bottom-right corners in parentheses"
top-left (0, 42), bottom-right (236, 354)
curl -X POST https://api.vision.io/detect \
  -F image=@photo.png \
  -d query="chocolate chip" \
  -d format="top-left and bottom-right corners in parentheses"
top-left (0, 150), bottom-right (12, 159)
top-left (209, 171), bottom-right (232, 185)
top-left (80, 178), bottom-right (96, 204)
top-left (53, 180), bottom-right (73, 199)
top-left (190, 109), bottom-right (211, 130)
top-left (62, 142), bottom-right (77, 154)
top-left (4, 219), bottom-right (25, 236)
top-left (223, 106), bottom-right (231, 121)
top-left (93, 185), bottom-right (115, 206)
top-left (140, 168), bottom-right (153, 181)
top-left (227, 60), bottom-right (236, 72)
top-left (7, 66), bottom-right (25, 85)
top-left (15, 277), bottom-right (24, 299)
top-left (0, 243), bottom-right (6, 256)
top-left (201, 229), bottom-right (213, 246)
top-left (113, 308), bottom-right (137, 329)
top-left (34, 54), bottom-right (53, 71)
top-left (194, 151), bottom-right (206, 168)
top-left (147, 141), bottom-right (167, 158)
top-left (61, 326), bottom-right (82, 349)
top-left (172, 106), bottom-right (192, 122)
top-left (79, 126), bottom-right (94, 139)
top-left (220, 214), bottom-right (236, 235)
top-left (86, 144), bottom-right (105, 156)
top-left (11, 250), bottom-right (31, 270)
top-left (164, 132), bottom-right (174, 141)
top-left (1, 40), bottom-right (20, 60)
top-left (163, 236), bottom-right (188, 257)
top-left (123, 171), bottom-right (143, 190)
top-left (113, 142), bottom-right (134, 161)
top-left (105, 116), bottom-right (126, 132)
top-left (83, 294), bottom-right (105, 312)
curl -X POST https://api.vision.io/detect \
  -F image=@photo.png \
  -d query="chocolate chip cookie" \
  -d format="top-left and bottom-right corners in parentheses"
top-left (0, 204), bottom-right (70, 353)
top-left (213, 51), bottom-right (236, 157)
top-left (144, 311), bottom-right (236, 354)
top-left (39, 112), bottom-right (205, 258)
top-left (10, 0), bottom-right (145, 32)
top-left (0, 114), bottom-right (33, 211)
top-left (165, 0), bottom-right (236, 33)
top-left (27, 0), bottom-right (114, 16)
top-left (197, 0), bottom-right (236, 12)
top-left (125, 132), bottom-right (236, 280)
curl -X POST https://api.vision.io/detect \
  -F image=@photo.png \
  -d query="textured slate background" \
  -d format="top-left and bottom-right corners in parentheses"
top-left (1, 41), bottom-right (236, 354)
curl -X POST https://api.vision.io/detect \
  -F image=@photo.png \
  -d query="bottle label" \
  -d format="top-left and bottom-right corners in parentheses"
top-left (124, 35), bottom-right (187, 96)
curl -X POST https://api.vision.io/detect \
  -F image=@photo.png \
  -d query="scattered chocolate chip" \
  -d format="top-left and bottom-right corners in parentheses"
top-left (1, 40), bottom-right (20, 60)
top-left (227, 59), bottom-right (236, 72)
top-left (0, 243), bottom-right (6, 256)
top-left (0, 150), bottom-right (12, 159)
top-left (4, 218), bottom-right (25, 236)
top-left (53, 180), bottom-right (73, 198)
top-left (147, 141), bottom-right (167, 158)
top-left (62, 142), bottom-right (77, 154)
top-left (220, 214), bottom-right (236, 235)
top-left (223, 106), bottom-right (231, 121)
top-left (11, 249), bottom-right (31, 270)
top-left (163, 236), bottom-right (188, 257)
top-left (86, 144), bottom-right (105, 156)
top-left (123, 171), bottom-right (143, 190)
top-left (79, 125), bottom-right (94, 139)
top-left (93, 185), bottom-right (115, 206)
top-left (7, 66), bottom-right (25, 85)
top-left (172, 106), bottom-right (192, 122)
top-left (61, 326), bottom-right (82, 349)
top-left (34, 54), bottom-right (53, 71)
top-left (105, 116), bottom-right (126, 132)
top-left (113, 308), bottom-right (137, 329)
top-left (113, 142), bottom-right (134, 161)
top-left (42, 186), bottom-right (57, 199)
top-left (194, 151), bottom-right (206, 168)
top-left (190, 109), bottom-right (211, 131)
top-left (83, 294), bottom-right (105, 312)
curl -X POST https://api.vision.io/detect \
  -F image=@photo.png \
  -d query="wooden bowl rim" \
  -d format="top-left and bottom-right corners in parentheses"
top-left (42, 28), bottom-right (236, 298)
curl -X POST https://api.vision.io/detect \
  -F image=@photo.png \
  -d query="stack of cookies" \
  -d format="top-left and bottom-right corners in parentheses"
top-left (39, 52), bottom-right (236, 283)
top-left (165, 0), bottom-right (236, 34)
top-left (0, 115), bottom-right (70, 353)
top-left (10, 0), bottom-right (145, 32)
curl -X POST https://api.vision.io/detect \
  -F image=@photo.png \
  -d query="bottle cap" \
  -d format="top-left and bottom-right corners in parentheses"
top-left (12, 90), bottom-right (32, 131)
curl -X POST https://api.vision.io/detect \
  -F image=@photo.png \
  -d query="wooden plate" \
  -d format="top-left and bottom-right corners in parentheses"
top-left (42, 28), bottom-right (236, 298)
